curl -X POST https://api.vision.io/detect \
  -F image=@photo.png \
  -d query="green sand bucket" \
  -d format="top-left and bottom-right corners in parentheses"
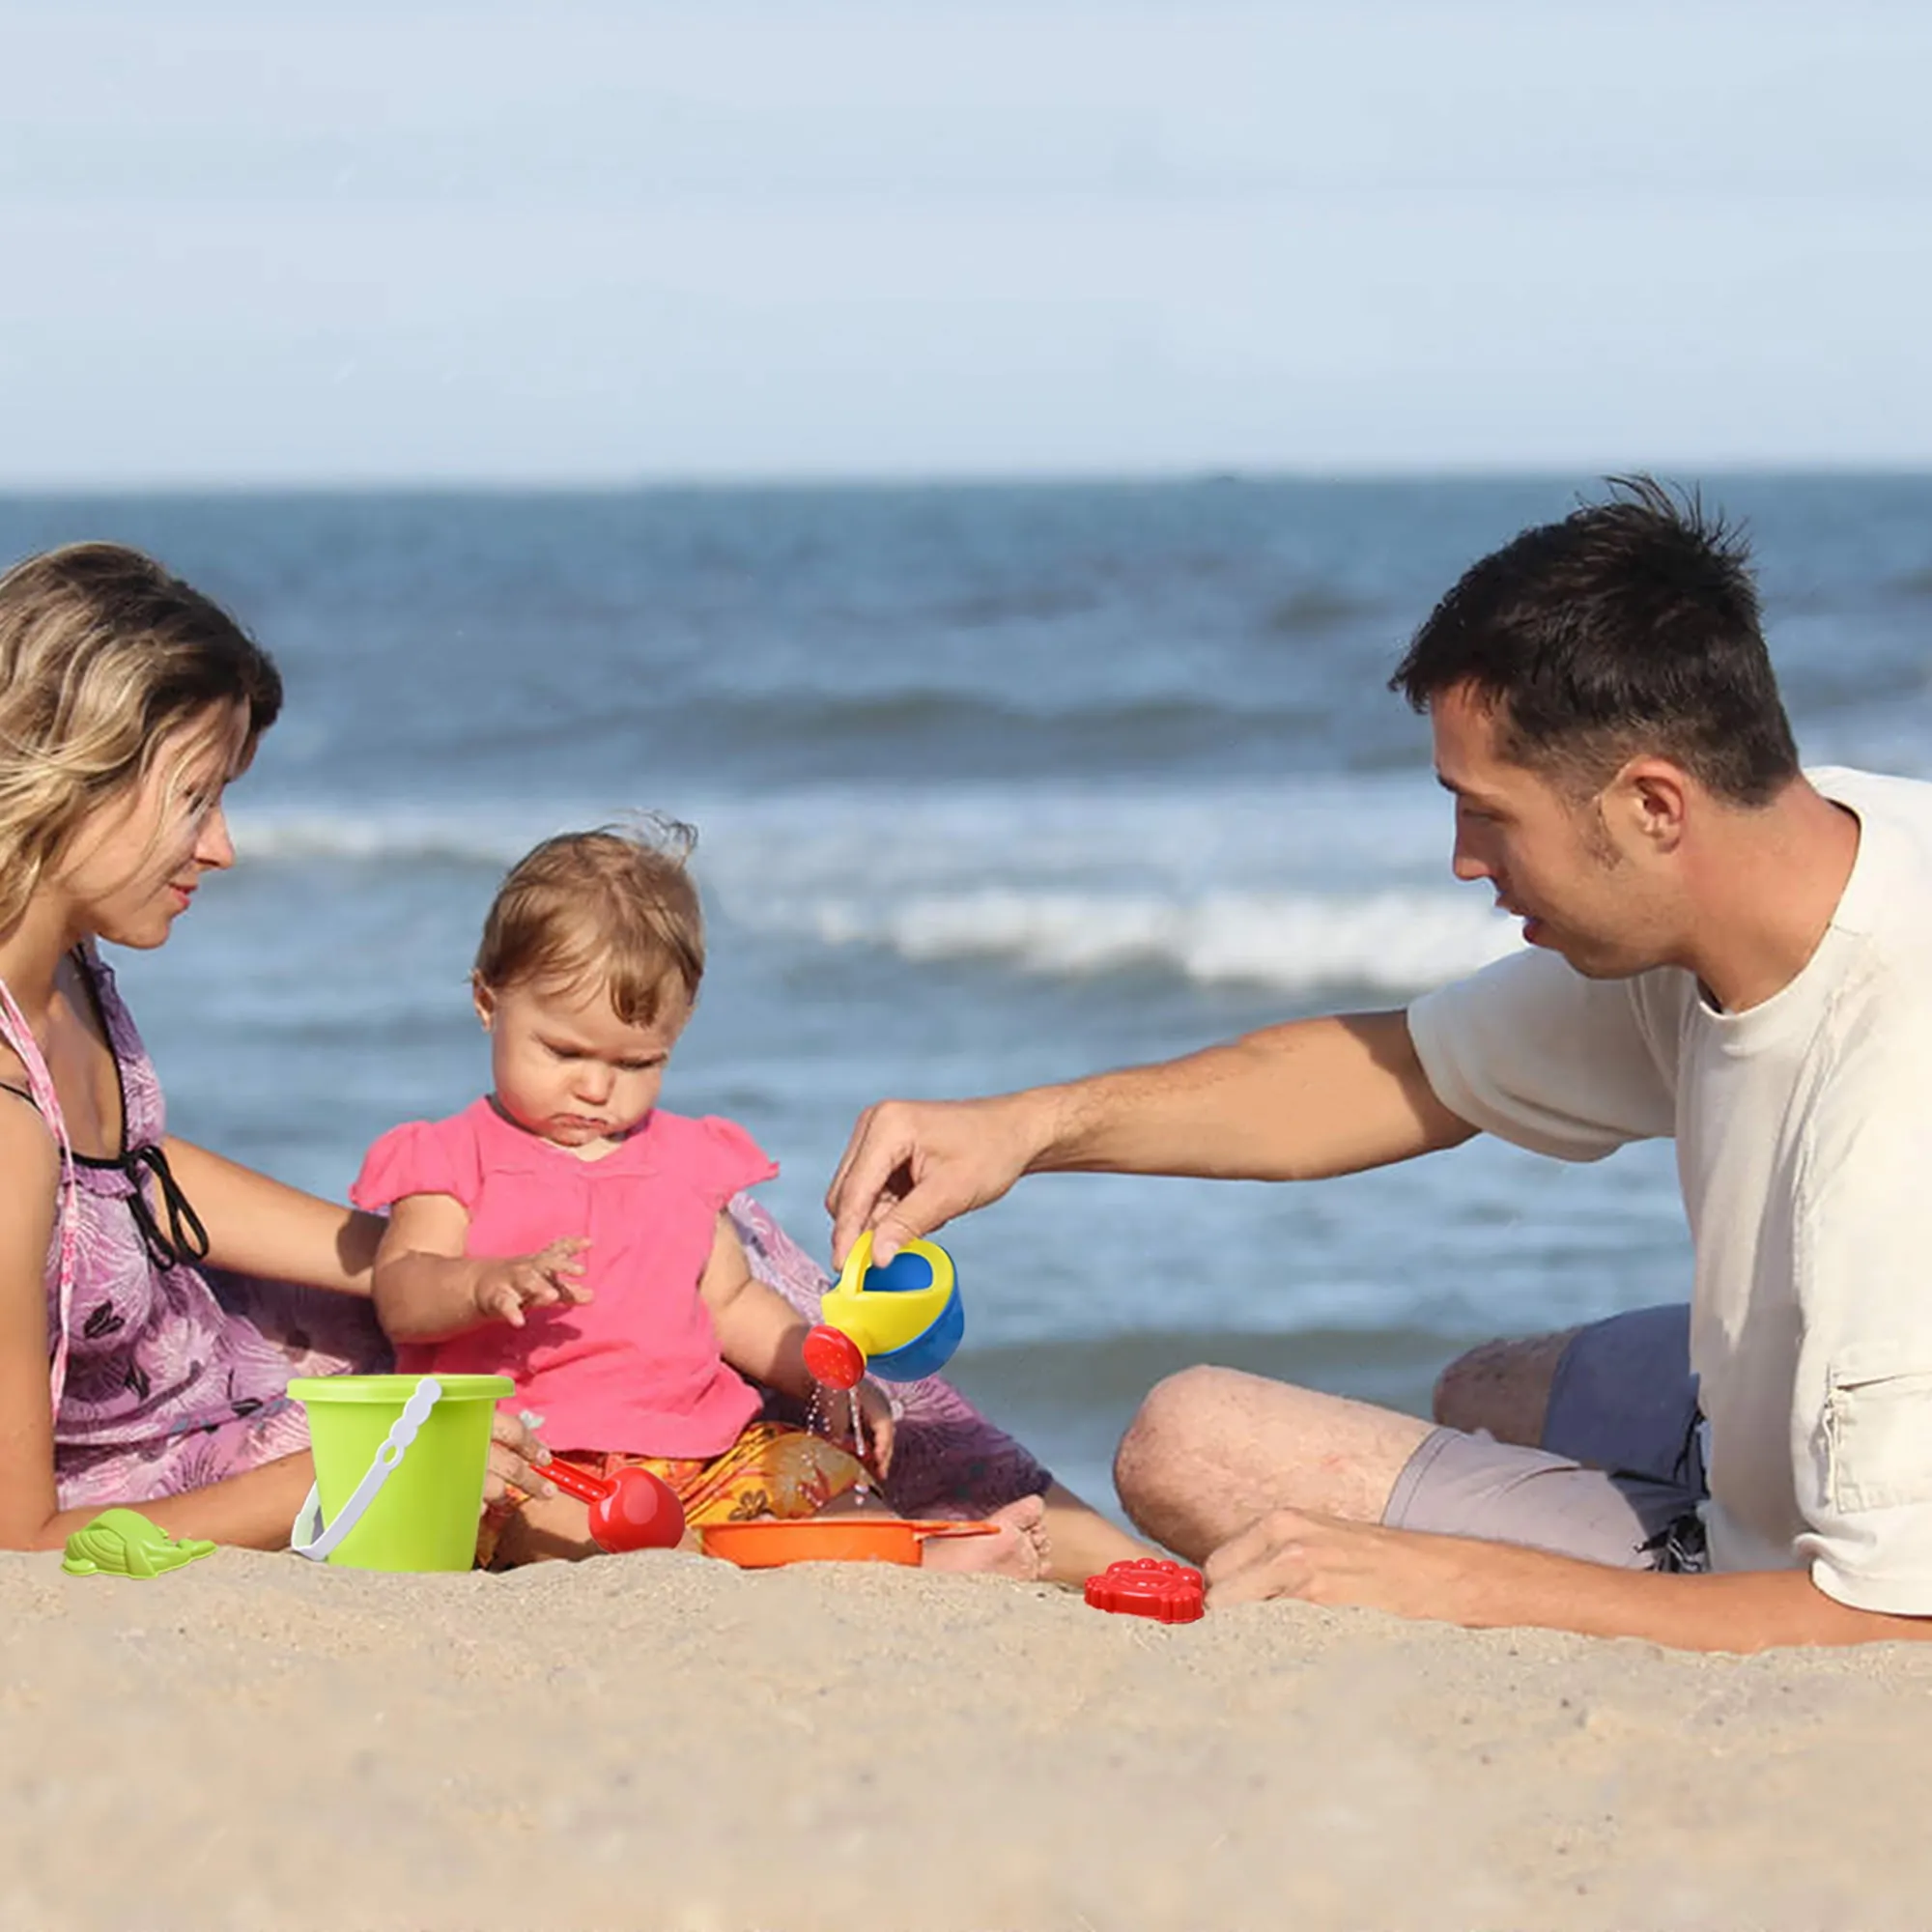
top-left (286, 1373), bottom-right (513, 1572)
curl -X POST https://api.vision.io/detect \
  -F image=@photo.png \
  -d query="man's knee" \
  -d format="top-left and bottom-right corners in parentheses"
top-left (1114, 1364), bottom-right (1247, 1525)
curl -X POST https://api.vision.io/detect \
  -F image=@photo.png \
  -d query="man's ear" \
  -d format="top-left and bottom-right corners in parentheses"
top-left (471, 976), bottom-right (497, 1032)
top-left (1614, 759), bottom-right (1690, 854)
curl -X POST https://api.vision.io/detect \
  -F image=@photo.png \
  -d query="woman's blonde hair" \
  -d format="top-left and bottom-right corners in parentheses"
top-left (0, 543), bottom-right (282, 934)
top-left (474, 821), bottom-right (705, 1026)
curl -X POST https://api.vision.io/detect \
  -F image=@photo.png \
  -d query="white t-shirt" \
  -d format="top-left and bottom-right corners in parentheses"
top-left (1407, 768), bottom-right (1932, 1614)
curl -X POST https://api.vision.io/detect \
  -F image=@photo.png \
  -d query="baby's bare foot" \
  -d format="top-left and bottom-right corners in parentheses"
top-left (919, 1494), bottom-right (1049, 1581)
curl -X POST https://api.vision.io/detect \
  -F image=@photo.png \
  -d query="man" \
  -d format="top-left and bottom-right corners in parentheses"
top-left (825, 480), bottom-right (1932, 1650)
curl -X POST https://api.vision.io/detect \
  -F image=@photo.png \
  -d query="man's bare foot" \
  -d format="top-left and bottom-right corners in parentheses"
top-left (919, 1494), bottom-right (1050, 1581)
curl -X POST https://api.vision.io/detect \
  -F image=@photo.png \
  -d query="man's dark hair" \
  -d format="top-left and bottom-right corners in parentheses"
top-left (1389, 477), bottom-right (1800, 805)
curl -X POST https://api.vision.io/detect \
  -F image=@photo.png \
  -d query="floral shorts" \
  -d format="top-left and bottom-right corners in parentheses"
top-left (479, 1419), bottom-right (870, 1566)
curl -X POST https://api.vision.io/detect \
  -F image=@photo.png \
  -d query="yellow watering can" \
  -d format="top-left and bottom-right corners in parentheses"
top-left (802, 1229), bottom-right (964, 1390)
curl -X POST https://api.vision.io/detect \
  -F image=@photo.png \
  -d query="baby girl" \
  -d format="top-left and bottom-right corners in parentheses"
top-left (352, 823), bottom-right (1047, 1575)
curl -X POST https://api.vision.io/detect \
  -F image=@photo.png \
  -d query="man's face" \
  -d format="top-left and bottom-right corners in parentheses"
top-left (1432, 683), bottom-right (1675, 980)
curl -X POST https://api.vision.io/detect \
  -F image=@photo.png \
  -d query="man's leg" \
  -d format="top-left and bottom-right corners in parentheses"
top-left (1115, 1307), bottom-right (1705, 1574)
top-left (1113, 1368), bottom-right (1434, 1562)
top-left (1431, 1327), bottom-right (1581, 1445)
top-left (1434, 1304), bottom-right (1698, 1476)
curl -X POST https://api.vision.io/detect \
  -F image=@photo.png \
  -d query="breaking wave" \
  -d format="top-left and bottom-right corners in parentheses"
top-left (804, 887), bottom-right (1519, 993)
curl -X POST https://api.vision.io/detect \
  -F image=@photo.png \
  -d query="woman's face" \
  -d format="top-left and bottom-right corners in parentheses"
top-left (57, 698), bottom-right (253, 950)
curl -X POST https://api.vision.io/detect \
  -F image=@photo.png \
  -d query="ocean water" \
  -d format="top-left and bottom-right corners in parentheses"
top-left (5, 477), bottom-right (1930, 1509)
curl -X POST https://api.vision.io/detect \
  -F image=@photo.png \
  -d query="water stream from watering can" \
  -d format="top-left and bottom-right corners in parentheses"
top-left (803, 1382), bottom-right (873, 1508)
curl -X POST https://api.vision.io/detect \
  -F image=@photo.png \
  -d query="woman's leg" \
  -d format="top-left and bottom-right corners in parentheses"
top-left (56, 1271), bottom-right (393, 1517)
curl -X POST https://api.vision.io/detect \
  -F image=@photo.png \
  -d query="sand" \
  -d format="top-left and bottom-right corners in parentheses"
top-left (4, 1546), bottom-right (1928, 1932)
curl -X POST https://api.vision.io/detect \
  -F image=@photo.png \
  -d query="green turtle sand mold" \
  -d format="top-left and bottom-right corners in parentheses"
top-left (61, 1508), bottom-right (215, 1579)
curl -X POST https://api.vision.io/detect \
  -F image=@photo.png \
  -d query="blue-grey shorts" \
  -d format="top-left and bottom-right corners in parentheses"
top-left (1382, 1303), bottom-right (1711, 1573)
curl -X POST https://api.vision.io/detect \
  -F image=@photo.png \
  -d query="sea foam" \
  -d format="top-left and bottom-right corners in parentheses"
top-left (227, 777), bottom-right (1514, 995)
top-left (806, 887), bottom-right (1519, 993)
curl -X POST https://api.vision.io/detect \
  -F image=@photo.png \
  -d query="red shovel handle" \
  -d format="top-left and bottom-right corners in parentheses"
top-left (539, 1456), bottom-right (611, 1505)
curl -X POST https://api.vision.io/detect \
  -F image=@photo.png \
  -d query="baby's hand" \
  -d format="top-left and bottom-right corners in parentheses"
top-left (474, 1238), bottom-right (592, 1327)
top-left (854, 1379), bottom-right (895, 1477)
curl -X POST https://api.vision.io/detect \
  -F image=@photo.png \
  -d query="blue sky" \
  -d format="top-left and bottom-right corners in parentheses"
top-left (3, 1), bottom-right (1929, 485)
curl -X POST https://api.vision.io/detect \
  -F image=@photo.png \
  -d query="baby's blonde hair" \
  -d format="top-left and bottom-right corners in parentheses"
top-left (474, 821), bottom-right (705, 1026)
top-left (0, 543), bottom-right (282, 934)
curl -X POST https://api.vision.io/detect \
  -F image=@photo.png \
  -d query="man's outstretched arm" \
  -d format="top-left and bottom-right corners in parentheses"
top-left (1205, 1510), bottom-right (1932, 1653)
top-left (828, 1010), bottom-right (1476, 1264)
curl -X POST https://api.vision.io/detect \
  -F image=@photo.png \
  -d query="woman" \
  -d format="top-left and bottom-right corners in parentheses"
top-left (0, 541), bottom-right (500, 1549)
top-left (0, 542), bottom-right (1136, 1580)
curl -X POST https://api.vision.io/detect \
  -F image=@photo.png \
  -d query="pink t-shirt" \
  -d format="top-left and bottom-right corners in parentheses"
top-left (353, 1098), bottom-right (779, 1458)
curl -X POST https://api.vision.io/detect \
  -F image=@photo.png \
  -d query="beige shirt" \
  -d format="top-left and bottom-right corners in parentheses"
top-left (1408, 768), bottom-right (1932, 1612)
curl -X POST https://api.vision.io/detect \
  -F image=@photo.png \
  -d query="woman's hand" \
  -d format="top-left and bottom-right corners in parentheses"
top-left (473, 1237), bottom-right (592, 1327)
top-left (484, 1408), bottom-right (555, 1504)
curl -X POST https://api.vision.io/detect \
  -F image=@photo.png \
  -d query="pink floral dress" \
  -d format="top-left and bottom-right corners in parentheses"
top-left (0, 947), bottom-right (387, 1511)
top-left (3, 947), bottom-right (1050, 1520)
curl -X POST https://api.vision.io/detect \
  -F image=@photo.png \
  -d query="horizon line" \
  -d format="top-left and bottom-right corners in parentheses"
top-left (6, 459), bottom-right (1932, 498)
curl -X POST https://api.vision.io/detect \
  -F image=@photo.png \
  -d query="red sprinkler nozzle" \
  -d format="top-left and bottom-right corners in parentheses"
top-left (802, 1322), bottom-right (867, 1392)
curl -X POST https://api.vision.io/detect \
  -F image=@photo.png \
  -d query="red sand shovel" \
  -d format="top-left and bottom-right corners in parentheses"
top-left (540, 1455), bottom-right (687, 1553)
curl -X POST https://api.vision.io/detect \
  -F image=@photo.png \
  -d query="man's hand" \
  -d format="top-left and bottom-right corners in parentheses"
top-left (1205, 1507), bottom-right (1489, 1619)
top-left (824, 1015), bottom-right (1472, 1266)
top-left (473, 1237), bottom-right (591, 1327)
top-left (1202, 1504), bottom-right (1932, 1653)
top-left (826, 1094), bottom-right (1052, 1265)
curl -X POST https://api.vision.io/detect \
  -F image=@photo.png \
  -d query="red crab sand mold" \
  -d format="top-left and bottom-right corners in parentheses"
top-left (1084, 1558), bottom-right (1207, 1623)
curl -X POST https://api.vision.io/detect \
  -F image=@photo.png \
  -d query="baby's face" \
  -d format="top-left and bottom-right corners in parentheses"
top-left (474, 973), bottom-right (690, 1153)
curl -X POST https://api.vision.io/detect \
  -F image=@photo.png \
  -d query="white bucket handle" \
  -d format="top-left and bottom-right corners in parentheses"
top-left (291, 1375), bottom-right (444, 1563)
